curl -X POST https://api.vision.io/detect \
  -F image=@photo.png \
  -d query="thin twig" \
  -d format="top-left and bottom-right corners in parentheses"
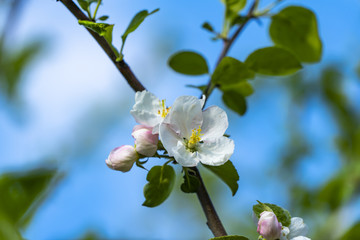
top-left (202, 0), bottom-right (258, 104)
top-left (58, 0), bottom-right (145, 92)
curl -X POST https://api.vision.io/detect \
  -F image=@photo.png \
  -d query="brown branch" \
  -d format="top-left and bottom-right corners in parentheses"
top-left (191, 167), bottom-right (227, 237)
top-left (58, 0), bottom-right (145, 92)
top-left (202, 0), bottom-right (258, 104)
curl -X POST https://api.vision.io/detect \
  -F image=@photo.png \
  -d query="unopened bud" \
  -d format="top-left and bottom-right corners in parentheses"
top-left (257, 211), bottom-right (282, 240)
top-left (132, 125), bottom-right (159, 156)
top-left (105, 145), bottom-right (138, 172)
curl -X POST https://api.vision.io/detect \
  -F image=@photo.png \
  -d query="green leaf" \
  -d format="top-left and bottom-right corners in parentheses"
top-left (77, 0), bottom-right (89, 11)
top-left (209, 235), bottom-right (249, 240)
top-left (340, 221), bottom-right (360, 240)
top-left (212, 57), bottom-right (254, 86)
top-left (222, 0), bottom-right (247, 19)
top-left (0, 168), bottom-right (59, 227)
top-left (253, 202), bottom-right (292, 227)
top-left (143, 165), bottom-right (175, 207)
top-left (186, 84), bottom-right (207, 92)
top-left (221, 81), bottom-right (254, 97)
top-left (245, 47), bottom-right (302, 76)
top-left (270, 6), bottom-right (322, 63)
top-left (120, 8), bottom-right (159, 59)
top-left (78, 20), bottom-right (114, 45)
top-left (202, 22), bottom-right (215, 32)
top-left (168, 51), bottom-right (209, 75)
top-left (97, 15), bottom-right (109, 21)
top-left (0, 215), bottom-right (22, 240)
top-left (202, 160), bottom-right (239, 196)
top-left (222, 90), bottom-right (247, 116)
top-left (180, 170), bottom-right (200, 193)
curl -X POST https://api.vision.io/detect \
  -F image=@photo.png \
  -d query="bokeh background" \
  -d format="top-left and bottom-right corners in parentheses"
top-left (1, 0), bottom-right (360, 239)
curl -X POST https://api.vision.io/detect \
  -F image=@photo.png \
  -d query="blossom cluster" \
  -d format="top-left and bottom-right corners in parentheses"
top-left (105, 90), bottom-right (234, 172)
top-left (257, 211), bottom-right (310, 240)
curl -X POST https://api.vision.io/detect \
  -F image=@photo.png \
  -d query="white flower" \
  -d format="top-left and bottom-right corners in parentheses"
top-left (257, 211), bottom-right (282, 240)
top-left (159, 95), bottom-right (234, 167)
top-left (105, 145), bottom-right (139, 172)
top-left (132, 125), bottom-right (159, 156)
top-left (280, 217), bottom-right (310, 240)
top-left (130, 90), bottom-right (171, 134)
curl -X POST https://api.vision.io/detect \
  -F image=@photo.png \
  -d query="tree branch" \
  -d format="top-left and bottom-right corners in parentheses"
top-left (191, 167), bottom-right (228, 237)
top-left (58, 0), bottom-right (145, 92)
top-left (202, 0), bottom-right (258, 103)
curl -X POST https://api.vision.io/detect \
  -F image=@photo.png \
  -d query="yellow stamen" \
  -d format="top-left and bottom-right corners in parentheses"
top-left (158, 99), bottom-right (171, 118)
top-left (187, 126), bottom-right (203, 149)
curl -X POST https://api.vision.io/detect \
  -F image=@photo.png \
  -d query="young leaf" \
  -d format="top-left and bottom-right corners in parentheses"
top-left (339, 221), bottom-right (360, 240)
top-left (97, 15), bottom-right (109, 21)
top-left (253, 202), bottom-right (292, 227)
top-left (120, 9), bottom-right (159, 59)
top-left (168, 51), bottom-right (209, 75)
top-left (77, 0), bottom-right (89, 11)
top-left (222, 90), bottom-right (247, 116)
top-left (222, 0), bottom-right (247, 21)
top-left (78, 20), bottom-right (114, 45)
top-left (212, 57), bottom-right (254, 86)
top-left (202, 22), bottom-right (215, 32)
top-left (180, 170), bottom-right (200, 193)
top-left (220, 81), bottom-right (254, 97)
top-left (186, 84), bottom-right (207, 92)
top-left (143, 165), bottom-right (175, 207)
top-left (202, 160), bottom-right (239, 196)
top-left (209, 235), bottom-right (249, 240)
top-left (245, 47), bottom-right (302, 76)
top-left (270, 6), bottom-right (322, 63)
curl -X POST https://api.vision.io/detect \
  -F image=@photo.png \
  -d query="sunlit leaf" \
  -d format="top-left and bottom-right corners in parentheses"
top-left (253, 202), bottom-right (291, 227)
top-left (143, 165), bottom-right (175, 207)
top-left (212, 57), bottom-right (254, 86)
top-left (340, 221), bottom-right (360, 240)
top-left (222, 90), bottom-right (247, 116)
top-left (168, 51), bottom-right (209, 75)
top-left (202, 160), bottom-right (239, 196)
top-left (209, 235), bottom-right (249, 240)
top-left (270, 6), bottom-right (322, 63)
top-left (78, 20), bottom-right (114, 45)
top-left (221, 81), bottom-right (254, 97)
top-left (245, 47), bottom-right (302, 76)
top-left (0, 215), bottom-right (22, 240)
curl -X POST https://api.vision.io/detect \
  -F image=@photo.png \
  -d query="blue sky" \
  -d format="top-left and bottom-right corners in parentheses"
top-left (1, 0), bottom-right (360, 239)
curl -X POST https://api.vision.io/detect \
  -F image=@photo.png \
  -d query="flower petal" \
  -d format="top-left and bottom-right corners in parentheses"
top-left (291, 237), bottom-right (311, 240)
top-left (130, 90), bottom-right (163, 128)
top-left (159, 123), bottom-right (181, 156)
top-left (288, 217), bottom-right (309, 239)
top-left (172, 141), bottom-right (199, 167)
top-left (197, 137), bottom-right (234, 166)
top-left (280, 227), bottom-right (290, 240)
top-left (201, 106), bottom-right (229, 140)
top-left (164, 95), bottom-right (203, 139)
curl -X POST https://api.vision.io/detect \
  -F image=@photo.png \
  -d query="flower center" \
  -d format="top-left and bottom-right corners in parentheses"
top-left (157, 99), bottom-right (171, 118)
top-left (186, 126), bottom-right (203, 150)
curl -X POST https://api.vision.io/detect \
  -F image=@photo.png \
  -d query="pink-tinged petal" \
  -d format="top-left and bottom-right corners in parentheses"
top-left (130, 90), bottom-right (163, 128)
top-left (132, 125), bottom-right (159, 156)
top-left (159, 123), bottom-right (182, 156)
top-left (201, 106), bottom-right (229, 140)
top-left (172, 142), bottom-right (199, 167)
top-left (105, 145), bottom-right (138, 172)
top-left (165, 95), bottom-right (203, 139)
top-left (288, 217), bottom-right (308, 239)
top-left (257, 211), bottom-right (282, 240)
top-left (197, 137), bottom-right (234, 166)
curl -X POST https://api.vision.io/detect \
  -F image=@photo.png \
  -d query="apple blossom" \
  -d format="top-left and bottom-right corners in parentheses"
top-left (130, 90), bottom-right (171, 134)
top-left (280, 217), bottom-right (310, 240)
top-left (159, 95), bottom-right (234, 167)
top-left (105, 145), bottom-right (138, 172)
top-left (132, 125), bottom-right (159, 156)
top-left (257, 211), bottom-right (282, 240)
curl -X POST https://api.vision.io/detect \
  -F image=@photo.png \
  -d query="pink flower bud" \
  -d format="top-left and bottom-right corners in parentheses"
top-left (105, 145), bottom-right (138, 172)
top-left (132, 125), bottom-right (159, 157)
top-left (257, 211), bottom-right (282, 240)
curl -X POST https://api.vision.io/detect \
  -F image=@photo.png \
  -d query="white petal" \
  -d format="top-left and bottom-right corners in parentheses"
top-left (288, 217), bottom-right (308, 239)
top-left (159, 123), bottom-right (182, 156)
top-left (130, 90), bottom-right (163, 127)
top-left (280, 227), bottom-right (290, 240)
top-left (291, 237), bottom-right (311, 240)
top-left (165, 95), bottom-right (203, 139)
top-left (173, 142), bottom-right (199, 167)
top-left (201, 106), bottom-right (229, 140)
top-left (197, 137), bottom-right (234, 166)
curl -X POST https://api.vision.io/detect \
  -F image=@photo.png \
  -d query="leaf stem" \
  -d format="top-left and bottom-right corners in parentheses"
top-left (92, 0), bottom-right (101, 20)
top-left (202, 0), bottom-right (258, 104)
top-left (58, 0), bottom-right (146, 92)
